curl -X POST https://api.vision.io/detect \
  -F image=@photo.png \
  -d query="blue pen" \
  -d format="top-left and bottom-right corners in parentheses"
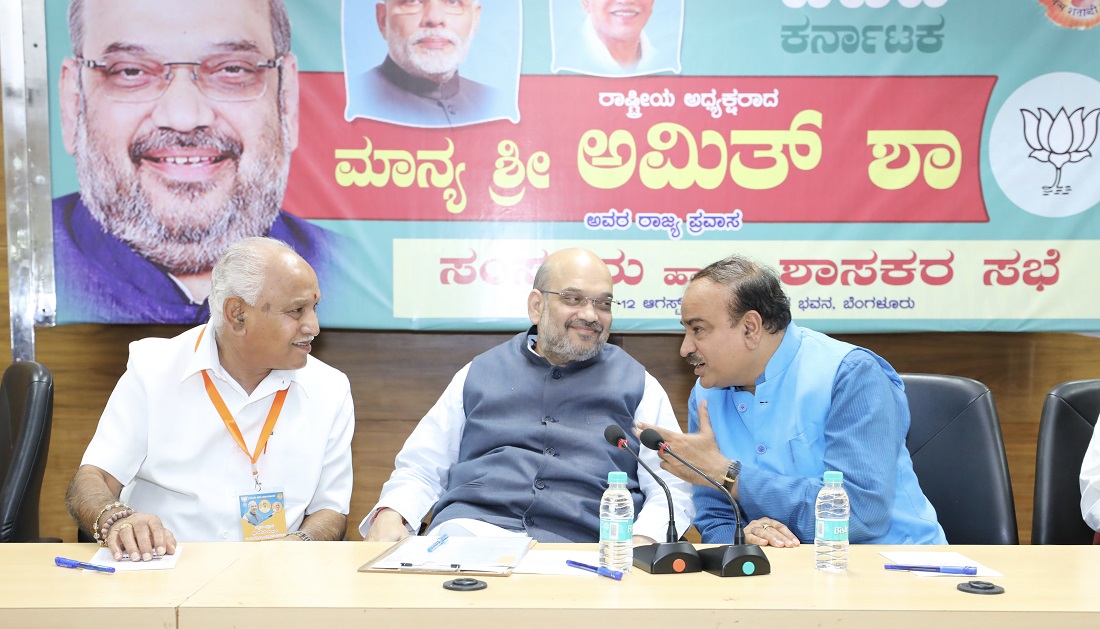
top-left (566, 559), bottom-right (623, 580)
top-left (55, 556), bottom-right (115, 574)
top-left (884, 564), bottom-right (977, 575)
top-left (426, 533), bottom-right (450, 553)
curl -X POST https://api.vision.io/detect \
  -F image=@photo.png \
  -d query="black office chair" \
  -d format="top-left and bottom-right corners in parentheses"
top-left (1032, 379), bottom-right (1100, 545)
top-left (901, 373), bottom-right (1018, 544)
top-left (0, 361), bottom-right (55, 543)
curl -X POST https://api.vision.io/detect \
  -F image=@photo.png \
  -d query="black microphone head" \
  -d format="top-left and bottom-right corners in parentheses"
top-left (639, 428), bottom-right (665, 451)
top-left (604, 424), bottom-right (628, 447)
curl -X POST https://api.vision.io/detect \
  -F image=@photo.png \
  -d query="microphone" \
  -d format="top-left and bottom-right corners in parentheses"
top-left (604, 425), bottom-right (677, 544)
top-left (639, 428), bottom-right (770, 578)
top-left (639, 429), bottom-right (744, 544)
top-left (602, 425), bottom-right (700, 574)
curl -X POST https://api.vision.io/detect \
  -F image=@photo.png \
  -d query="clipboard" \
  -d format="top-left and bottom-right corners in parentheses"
top-left (359, 535), bottom-right (536, 577)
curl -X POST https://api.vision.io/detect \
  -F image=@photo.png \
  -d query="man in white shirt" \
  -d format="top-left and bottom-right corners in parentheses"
top-left (362, 248), bottom-right (693, 543)
top-left (1080, 421), bottom-right (1100, 540)
top-left (66, 237), bottom-right (355, 561)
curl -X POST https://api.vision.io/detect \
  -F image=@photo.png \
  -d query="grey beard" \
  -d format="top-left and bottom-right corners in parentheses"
top-left (537, 316), bottom-right (608, 364)
top-left (73, 113), bottom-right (289, 275)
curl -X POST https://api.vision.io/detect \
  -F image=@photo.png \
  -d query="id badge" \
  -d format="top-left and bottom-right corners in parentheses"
top-left (240, 490), bottom-right (287, 541)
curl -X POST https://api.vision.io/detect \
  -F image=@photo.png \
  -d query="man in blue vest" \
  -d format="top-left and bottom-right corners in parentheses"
top-left (361, 248), bottom-right (694, 543)
top-left (640, 254), bottom-right (946, 546)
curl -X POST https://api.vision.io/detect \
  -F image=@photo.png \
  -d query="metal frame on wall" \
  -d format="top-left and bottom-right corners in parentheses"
top-left (1, 0), bottom-right (55, 362)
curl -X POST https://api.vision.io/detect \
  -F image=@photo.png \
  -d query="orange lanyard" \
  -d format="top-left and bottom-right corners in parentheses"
top-left (195, 327), bottom-right (289, 490)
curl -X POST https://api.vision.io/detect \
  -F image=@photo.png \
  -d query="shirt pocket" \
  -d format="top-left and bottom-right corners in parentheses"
top-left (786, 424), bottom-right (824, 476)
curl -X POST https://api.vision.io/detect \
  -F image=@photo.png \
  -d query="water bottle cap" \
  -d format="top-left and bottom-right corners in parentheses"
top-left (823, 470), bottom-right (843, 483)
top-left (608, 471), bottom-right (628, 484)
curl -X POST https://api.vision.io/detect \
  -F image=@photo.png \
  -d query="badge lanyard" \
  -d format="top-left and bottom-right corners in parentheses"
top-left (195, 327), bottom-right (289, 491)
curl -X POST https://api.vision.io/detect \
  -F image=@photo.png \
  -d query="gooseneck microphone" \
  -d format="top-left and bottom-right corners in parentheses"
top-left (602, 424), bottom-right (701, 574)
top-left (603, 424), bottom-right (677, 544)
top-left (639, 428), bottom-right (770, 578)
top-left (639, 428), bottom-right (744, 544)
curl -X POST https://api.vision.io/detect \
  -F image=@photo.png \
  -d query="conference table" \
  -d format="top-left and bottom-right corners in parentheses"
top-left (3, 542), bottom-right (1098, 627)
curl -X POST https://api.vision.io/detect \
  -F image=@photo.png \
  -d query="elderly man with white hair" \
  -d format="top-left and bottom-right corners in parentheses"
top-left (347, 0), bottom-right (508, 126)
top-left (66, 237), bottom-right (355, 561)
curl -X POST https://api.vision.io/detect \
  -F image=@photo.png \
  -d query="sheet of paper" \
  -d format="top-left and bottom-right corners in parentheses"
top-left (880, 550), bottom-right (1002, 577)
top-left (430, 518), bottom-right (530, 538)
top-left (371, 535), bottom-right (532, 573)
top-left (515, 549), bottom-right (602, 575)
top-left (89, 545), bottom-right (183, 571)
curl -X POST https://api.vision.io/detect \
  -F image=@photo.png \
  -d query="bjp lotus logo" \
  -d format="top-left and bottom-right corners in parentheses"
top-left (1021, 107), bottom-right (1099, 194)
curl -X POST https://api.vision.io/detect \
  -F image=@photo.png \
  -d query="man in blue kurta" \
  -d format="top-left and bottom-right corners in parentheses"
top-left (640, 254), bottom-right (946, 546)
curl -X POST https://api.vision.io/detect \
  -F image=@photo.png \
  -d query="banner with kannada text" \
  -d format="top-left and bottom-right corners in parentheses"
top-left (43, 0), bottom-right (1100, 332)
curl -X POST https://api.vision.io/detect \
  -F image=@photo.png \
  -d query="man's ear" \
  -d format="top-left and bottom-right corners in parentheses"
top-left (741, 311), bottom-right (764, 349)
top-left (279, 53), bottom-right (300, 151)
top-left (225, 298), bottom-right (248, 335)
top-left (527, 289), bottom-right (544, 325)
top-left (375, 2), bottom-right (388, 36)
top-left (59, 58), bottom-right (82, 155)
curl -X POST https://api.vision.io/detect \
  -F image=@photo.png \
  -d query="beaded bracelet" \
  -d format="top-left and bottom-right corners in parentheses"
top-left (99, 509), bottom-right (135, 545)
top-left (92, 502), bottom-right (134, 546)
top-left (92, 501), bottom-right (124, 545)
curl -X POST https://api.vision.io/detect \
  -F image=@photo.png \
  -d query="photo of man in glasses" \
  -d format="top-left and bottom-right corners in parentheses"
top-left (54, 0), bottom-right (342, 323)
top-left (343, 0), bottom-right (518, 127)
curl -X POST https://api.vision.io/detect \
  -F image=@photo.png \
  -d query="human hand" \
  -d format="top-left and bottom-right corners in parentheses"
top-left (107, 512), bottom-right (177, 561)
top-left (636, 400), bottom-right (731, 491)
top-left (364, 508), bottom-right (412, 542)
top-left (743, 517), bottom-right (799, 548)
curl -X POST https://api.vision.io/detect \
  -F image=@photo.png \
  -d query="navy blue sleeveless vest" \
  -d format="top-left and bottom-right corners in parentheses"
top-left (429, 327), bottom-right (646, 542)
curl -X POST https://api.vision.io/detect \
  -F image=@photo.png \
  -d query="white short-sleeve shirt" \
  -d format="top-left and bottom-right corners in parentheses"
top-left (81, 325), bottom-right (355, 542)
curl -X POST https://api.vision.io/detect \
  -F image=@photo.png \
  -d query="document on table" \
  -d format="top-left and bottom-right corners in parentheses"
top-left (89, 545), bottom-right (183, 571)
top-left (880, 550), bottom-right (1002, 577)
top-left (360, 535), bottom-right (535, 575)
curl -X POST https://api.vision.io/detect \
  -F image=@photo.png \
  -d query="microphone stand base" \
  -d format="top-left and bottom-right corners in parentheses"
top-left (698, 544), bottom-right (770, 577)
top-left (632, 541), bottom-right (702, 574)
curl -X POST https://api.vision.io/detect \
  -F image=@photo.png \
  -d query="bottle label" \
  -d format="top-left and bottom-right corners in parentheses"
top-left (600, 517), bottom-right (633, 542)
top-left (815, 518), bottom-right (849, 542)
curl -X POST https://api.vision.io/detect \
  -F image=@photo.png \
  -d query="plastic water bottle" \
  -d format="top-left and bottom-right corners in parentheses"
top-left (599, 471), bottom-right (634, 572)
top-left (815, 470), bottom-right (850, 572)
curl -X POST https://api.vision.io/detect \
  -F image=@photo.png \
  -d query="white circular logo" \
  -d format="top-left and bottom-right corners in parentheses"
top-left (989, 72), bottom-right (1100, 218)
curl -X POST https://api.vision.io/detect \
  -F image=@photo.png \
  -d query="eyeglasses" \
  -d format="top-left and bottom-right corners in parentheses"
top-left (390, 0), bottom-right (472, 16)
top-left (76, 53), bottom-right (283, 103)
top-left (540, 290), bottom-right (619, 313)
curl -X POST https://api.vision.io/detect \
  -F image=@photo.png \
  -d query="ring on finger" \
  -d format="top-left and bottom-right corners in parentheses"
top-left (116, 522), bottom-right (133, 532)
top-left (761, 523), bottom-right (772, 531)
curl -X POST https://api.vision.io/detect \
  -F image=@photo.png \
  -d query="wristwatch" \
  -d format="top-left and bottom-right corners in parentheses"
top-left (722, 460), bottom-right (742, 491)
